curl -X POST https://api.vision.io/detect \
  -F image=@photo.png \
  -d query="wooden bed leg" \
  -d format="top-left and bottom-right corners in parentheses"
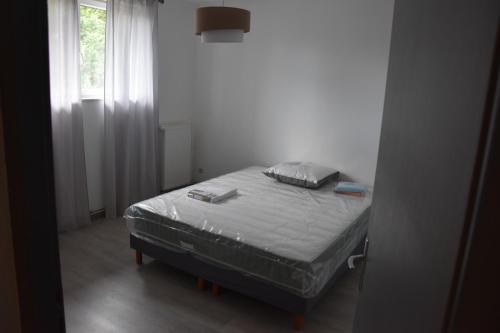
top-left (197, 277), bottom-right (206, 290)
top-left (135, 250), bottom-right (143, 266)
top-left (293, 314), bottom-right (305, 331)
top-left (212, 283), bottom-right (221, 296)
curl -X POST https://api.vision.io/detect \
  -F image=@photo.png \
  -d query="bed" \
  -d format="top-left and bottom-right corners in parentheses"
top-left (125, 166), bottom-right (371, 330)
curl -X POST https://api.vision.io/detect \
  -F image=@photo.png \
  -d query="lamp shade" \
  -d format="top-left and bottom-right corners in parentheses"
top-left (196, 7), bottom-right (251, 43)
top-left (201, 29), bottom-right (244, 43)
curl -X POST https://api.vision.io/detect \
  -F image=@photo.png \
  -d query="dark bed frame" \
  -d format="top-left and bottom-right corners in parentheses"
top-left (130, 234), bottom-right (365, 330)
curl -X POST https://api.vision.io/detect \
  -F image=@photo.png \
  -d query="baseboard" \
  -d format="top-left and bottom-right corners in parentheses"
top-left (90, 209), bottom-right (105, 221)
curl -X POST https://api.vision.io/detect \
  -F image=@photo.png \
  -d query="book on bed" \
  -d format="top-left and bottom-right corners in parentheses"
top-left (187, 185), bottom-right (237, 203)
top-left (334, 182), bottom-right (366, 196)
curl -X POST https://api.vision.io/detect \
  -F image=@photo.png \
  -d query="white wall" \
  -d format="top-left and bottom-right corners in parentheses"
top-left (192, 0), bottom-right (394, 185)
top-left (158, 0), bottom-right (197, 124)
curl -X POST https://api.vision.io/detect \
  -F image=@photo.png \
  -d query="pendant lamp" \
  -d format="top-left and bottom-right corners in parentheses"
top-left (196, 5), bottom-right (251, 43)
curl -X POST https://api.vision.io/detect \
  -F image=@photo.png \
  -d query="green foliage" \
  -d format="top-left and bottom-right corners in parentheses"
top-left (80, 5), bottom-right (106, 93)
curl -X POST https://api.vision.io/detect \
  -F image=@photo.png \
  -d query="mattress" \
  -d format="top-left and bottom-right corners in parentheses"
top-left (125, 166), bottom-right (372, 298)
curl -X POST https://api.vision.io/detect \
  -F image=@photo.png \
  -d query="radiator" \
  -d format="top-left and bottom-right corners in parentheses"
top-left (160, 122), bottom-right (192, 191)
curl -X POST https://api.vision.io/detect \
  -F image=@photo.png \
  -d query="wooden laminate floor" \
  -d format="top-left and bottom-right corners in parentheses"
top-left (59, 219), bottom-right (361, 333)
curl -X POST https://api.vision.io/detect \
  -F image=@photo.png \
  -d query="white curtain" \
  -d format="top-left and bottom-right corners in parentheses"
top-left (48, 0), bottom-right (91, 231)
top-left (104, 0), bottom-right (160, 218)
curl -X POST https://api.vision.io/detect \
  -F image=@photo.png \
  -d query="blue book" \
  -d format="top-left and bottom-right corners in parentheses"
top-left (334, 182), bottom-right (366, 193)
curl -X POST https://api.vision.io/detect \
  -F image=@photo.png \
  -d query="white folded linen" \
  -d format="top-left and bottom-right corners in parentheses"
top-left (187, 185), bottom-right (237, 203)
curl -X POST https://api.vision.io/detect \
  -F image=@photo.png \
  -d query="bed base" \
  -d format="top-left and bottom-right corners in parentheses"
top-left (196, 277), bottom-right (205, 290)
top-left (131, 234), bottom-right (364, 331)
top-left (135, 249), bottom-right (143, 265)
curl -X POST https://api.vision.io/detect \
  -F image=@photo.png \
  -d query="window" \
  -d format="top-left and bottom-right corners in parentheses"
top-left (79, 0), bottom-right (106, 99)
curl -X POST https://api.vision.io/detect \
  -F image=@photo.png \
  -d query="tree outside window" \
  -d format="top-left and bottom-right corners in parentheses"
top-left (79, 1), bottom-right (106, 99)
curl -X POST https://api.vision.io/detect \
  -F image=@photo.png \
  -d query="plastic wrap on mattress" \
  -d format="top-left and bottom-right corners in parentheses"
top-left (124, 166), bottom-right (372, 298)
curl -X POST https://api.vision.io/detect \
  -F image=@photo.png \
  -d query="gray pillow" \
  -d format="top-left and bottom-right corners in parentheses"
top-left (263, 162), bottom-right (339, 189)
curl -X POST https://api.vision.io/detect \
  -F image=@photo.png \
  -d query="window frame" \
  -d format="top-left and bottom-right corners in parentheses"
top-left (78, 0), bottom-right (107, 100)
top-left (79, 0), bottom-right (106, 11)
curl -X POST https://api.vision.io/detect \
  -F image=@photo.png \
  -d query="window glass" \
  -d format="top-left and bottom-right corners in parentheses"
top-left (79, 4), bottom-right (106, 99)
